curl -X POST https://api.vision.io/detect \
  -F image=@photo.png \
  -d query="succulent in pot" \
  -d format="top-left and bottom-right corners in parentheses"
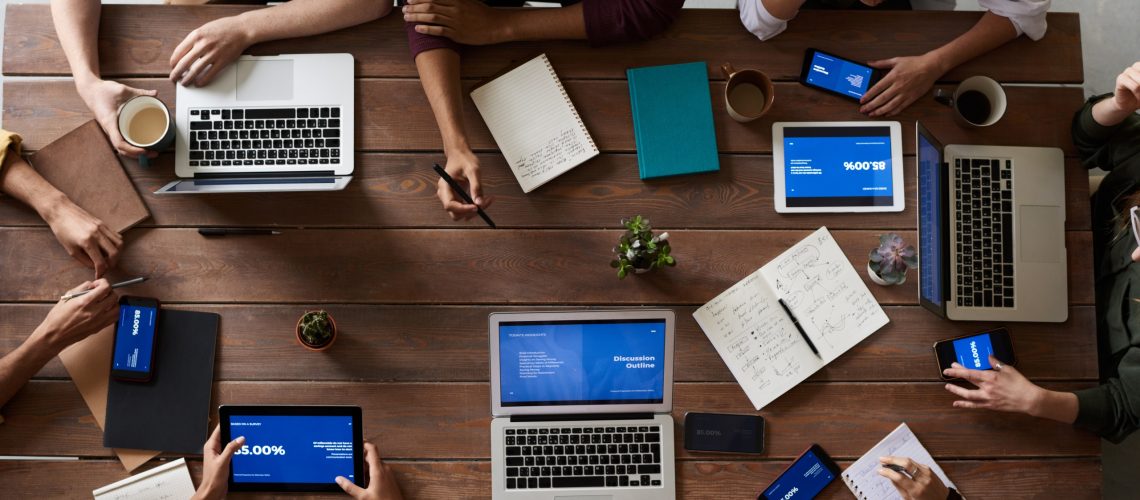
top-left (868, 233), bottom-right (917, 286)
top-left (610, 215), bottom-right (676, 279)
top-left (296, 310), bottom-right (337, 351)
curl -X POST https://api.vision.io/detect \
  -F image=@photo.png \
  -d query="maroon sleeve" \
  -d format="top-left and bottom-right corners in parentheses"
top-left (580, 0), bottom-right (685, 46)
top-left (405, 21), bottom-right (463, 59)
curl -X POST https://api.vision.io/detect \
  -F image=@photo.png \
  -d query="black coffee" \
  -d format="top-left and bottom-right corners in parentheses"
top-left (956, 90), bottom-right (992, 125)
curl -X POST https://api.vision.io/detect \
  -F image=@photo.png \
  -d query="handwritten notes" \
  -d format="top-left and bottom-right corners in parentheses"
top-left (842, 423), bottom-right (955, 500)
top-left (694, 227), bottom-right (889, 410)
top-left (471, 54), bottom-right (599, 193)
top-left (93, 458), bottom-right (196, 500)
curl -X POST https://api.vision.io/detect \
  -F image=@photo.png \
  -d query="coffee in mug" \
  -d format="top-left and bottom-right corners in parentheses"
top-left (722, 63), bottom-right (775, 123)
top-left (934, 76), bottom-right (1007, 128)
top-left (117, 95), bottom-right (175, 167)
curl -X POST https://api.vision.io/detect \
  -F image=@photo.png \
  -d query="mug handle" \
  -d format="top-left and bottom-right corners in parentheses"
top-left (138, 154), bottom-right (150, 169)
top-left (933, 88), bottom-right (954, 107)
top-left (721, 63), bottom-right (736, 80)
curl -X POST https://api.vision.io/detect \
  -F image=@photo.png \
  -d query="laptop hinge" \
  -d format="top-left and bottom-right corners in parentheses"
top-left (193, 170), bottom-right (336, 179)
top-left (509, 413), bottom-right (654, 423)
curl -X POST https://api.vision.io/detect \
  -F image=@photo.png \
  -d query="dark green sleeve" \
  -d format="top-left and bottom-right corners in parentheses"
top-left (1071, 93), bottom-right (1140, 171)
top-left (1073, 335), bottom-right (1140, 444)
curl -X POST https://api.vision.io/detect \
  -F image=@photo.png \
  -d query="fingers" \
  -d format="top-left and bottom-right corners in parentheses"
top-left (466, 169), bottom-right (484, 205)
top-left (83, 240), bottom-right (108, 278)
top-left (877, 466), bottom-right (910, 490)
top-left (220, 435), bottom-right (246, 464)
top-left (860, 76), bottom-right (891, 106)
top-left (944, 362), bottom-right (993, 384)
top-left (97, 233), bottom-right (121, 270)
top-left (364, 442), bottom-right (382, 485)
top-left (860, 80), bottom-right (898, 114)
top-left (66, 280), bottom-right (96, 295)
top-left (952, 399), bottom-right (986, 409)
top-left (205, 424), bottom-right (223, 454)
top-left (437, 179), bottom-right (478, 221)
top-left (943, 382), bottom-right (985, 401)
top-left (100, 224), bottom-right (125, 249)
top-left (414, 24), bottom-right (457, 38)
top-left (336, 476), bottom-right (364, 497)
top-left (194, 58), bottom-right (229, 87)
top-left (869, 93), bottom-right (905, 118)
top-left (82, 279), bottom-right (112, 302)
top-left (867, 58), bottom-right (897, 70)
top-left (181, 54), bottom-right (213, 87)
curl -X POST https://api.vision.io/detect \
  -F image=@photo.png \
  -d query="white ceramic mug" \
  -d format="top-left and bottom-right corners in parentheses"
top-left (934, 75), bottom-right (1007, 128)
top-left (117, 95), bottom-right (174, 167)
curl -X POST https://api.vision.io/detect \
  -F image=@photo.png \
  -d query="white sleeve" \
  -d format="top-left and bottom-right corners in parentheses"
top-left (978, 0), bottom-right (1050, 41)
top-left (737, 0), bottom-right (792, 42)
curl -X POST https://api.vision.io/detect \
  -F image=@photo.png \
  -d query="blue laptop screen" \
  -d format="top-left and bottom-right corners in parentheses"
top-left (918, 131), bottom-right (944, 307)
top-left (498, 320), bottom-right (667, 406)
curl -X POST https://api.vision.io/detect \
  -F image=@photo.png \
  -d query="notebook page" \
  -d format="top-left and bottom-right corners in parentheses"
top-left (842, 423), bottom-right (956, 500)
top-left (470, 54), bottom-right (599, 193)
top-left (93, 458), bottom-right (196, 500)
top-left (759, 227), bottom-right (889, 362)
top-left (693, 270), bottom-right (824, 410)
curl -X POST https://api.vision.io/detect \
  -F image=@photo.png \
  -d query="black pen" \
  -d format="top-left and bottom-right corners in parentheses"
top-left (778, 298), bottom-right (821, 358)
top-left (433, 164), bottom-right (495, 228)
top-left (198, 228), bottom-right (282, 236)
top-left (884, 464), bottom-right (912, 478)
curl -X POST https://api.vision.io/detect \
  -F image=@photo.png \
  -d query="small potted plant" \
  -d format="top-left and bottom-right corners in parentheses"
top-left (296, 310), bottom-right (337, 351)
top-left (867, 233), bottom-right (917, 286)
top-left (610, 215), bottom-right (676, 279)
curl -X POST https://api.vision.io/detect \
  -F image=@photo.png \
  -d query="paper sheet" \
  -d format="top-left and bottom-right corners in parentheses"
top-left (93, 457), bottom-right (195, 500)
top-left (471, 54), bottom-right (598, 193)
top-left (842, 423), bottom-right (956, 500)
top-left (58, 326), bottom-right (160, 471)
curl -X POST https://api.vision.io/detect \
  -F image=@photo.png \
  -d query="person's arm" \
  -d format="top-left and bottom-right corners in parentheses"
top-left (943, 355), bottom-right (1080, 424)
top-left (1071, 63), bottom-right (1140, 170)
top-left (738, 0), bottom-right (804, 42)
top-left (49, 0), bottom-right (157, 159)
top-left (170, 0), bottom-right (392, 86)
top-left (0, 150), bottom-right (123, 277)
top-left (191, 425), bottom-right (245, 500)
top-left (0, 280), bottom-right (117, 409)
top-left (860, 11), bottom-right (1017, 117)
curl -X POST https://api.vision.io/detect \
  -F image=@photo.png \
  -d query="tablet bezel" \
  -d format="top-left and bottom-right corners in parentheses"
top-left (772, 121), bottom-right (905, 213)
top-left (220, 405), bottom-right (364, 492)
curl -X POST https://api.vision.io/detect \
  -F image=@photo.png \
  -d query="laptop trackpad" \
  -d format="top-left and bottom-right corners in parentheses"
top-left (236, 59), bottom-right (293, 101)
top-left (1019, 205), bottom-right (1063, 263)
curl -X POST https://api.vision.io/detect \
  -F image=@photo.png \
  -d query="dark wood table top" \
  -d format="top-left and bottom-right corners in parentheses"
top-left (0, 5), bottom-right (1097, 498)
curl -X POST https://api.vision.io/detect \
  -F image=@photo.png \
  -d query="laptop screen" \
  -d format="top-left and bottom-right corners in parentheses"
top-left (917, 127), bottom-right (944, 308)
top-left (497, 319), bottom-right (667, 407)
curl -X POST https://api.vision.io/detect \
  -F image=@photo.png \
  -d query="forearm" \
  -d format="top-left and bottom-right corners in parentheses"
top-left (498, 4), bottom-right (586, 42)
top-left (415, 49), bottom-right (471, 155)
top-left (925, 12), bottom-right (1018, 76)
top-left (1091, 95), bottom-right (1136, 128)
top-left (50, 0), bottom-right (103, 87)
top-left (0, 151), bottom-right (70, 224)
top-left (232, 0), bottom-right (391, 46)
top-left (760, 0), bottom-right (806, 21)
top-left (1029, 388), bottom-right (1079, 424)
top-left (0, 334), bottom-right (58, 410)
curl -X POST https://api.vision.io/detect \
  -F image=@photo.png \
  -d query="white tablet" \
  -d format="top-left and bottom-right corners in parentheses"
top-left (773, 121), bottom-right (904, 213)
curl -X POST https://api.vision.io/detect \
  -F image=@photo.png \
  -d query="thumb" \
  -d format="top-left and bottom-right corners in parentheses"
top-left (867, 58), bottom-right (896, 69)
top-left (336, 476), bottom-right (364, 497)
top-left (220, 436), bottom-right (245, 462)
top-left (1131, 246), bottom-right (1140, 263)
top-left (127, 85), bottom-right (158, 98)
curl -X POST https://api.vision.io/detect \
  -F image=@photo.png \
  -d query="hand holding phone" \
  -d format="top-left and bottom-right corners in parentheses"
top-left (799, 48), bottom-right (883, 102)
top-left (934, 327), bottom-right (1015, 380)
top-left (110, 296), bottom-right (160, 382)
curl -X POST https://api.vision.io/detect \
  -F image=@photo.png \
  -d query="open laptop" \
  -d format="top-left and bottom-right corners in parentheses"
top-left (156, 54), bottom-right (354, 194)
top-left (489, 310), bottom-right (676, 499)
top-left (916, 121), bottom-right (1067, 322)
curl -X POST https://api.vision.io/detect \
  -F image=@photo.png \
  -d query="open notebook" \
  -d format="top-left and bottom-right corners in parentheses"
top-left (842, 423), bottom-right (956, 500)
top-left (693, 227), bottom-right (889, 410)
top-left (471, 54), bottom-right (598, 193)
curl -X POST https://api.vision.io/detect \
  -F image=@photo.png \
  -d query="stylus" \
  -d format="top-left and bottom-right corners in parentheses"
top-left (434, 164), bottom-right (496, 229)
top-left (778, 299), bottom-right (821, 358)
top-left (60, 276), bottom-right (147, 302)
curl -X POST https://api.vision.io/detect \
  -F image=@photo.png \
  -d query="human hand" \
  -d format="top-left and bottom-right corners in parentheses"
top-left (169, 17), bottom-right (253, 87)
top-left (404, 0), bottom-right (509, 45)
top-left (1110, 62), bottom-right (1140, 114)
top-left (336, 441), bottom-right (404, 500)
top-left (77, 79), bottom-right (159, 159)
top-left (43, 197), bottom-right (123, 278)
top-left (192, 425), bottom-right (246, 500)
top-left (436, 151), bottom-right (493, 222)
top-left (943, 356), bottom-right (1043, 414)
top-left (860, 54), bottom-right (943, 117)
top-left (878, 456), bottom-right (950, 500)
top-left (31, 280), bottom-right (118, 353)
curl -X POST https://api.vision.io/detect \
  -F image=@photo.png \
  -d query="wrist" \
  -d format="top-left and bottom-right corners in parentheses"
top-left (35, 191), bottom-right (72, 226)
top-left (191, 482), bottom-right (225, 500)
top-left (74, 73), bottom-right (102, 97)
top-left (494, 9), bottom-right (520, 43)
top-left (921, 50), bottom-right (954, 76)
top-left (24, 326), bottom-right (64, 363)
top-left (226, 13), bottom-right (261, 47)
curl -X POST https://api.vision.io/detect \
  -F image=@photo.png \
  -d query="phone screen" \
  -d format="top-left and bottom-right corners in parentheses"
top-left (951, 332), bottom-right (996, 370)
top-left (760, 447), bottom-right (836, 500)
top-left (803, 50), bottom-right (874, 100)
top-left (113, 304), bottom-right (158, 374)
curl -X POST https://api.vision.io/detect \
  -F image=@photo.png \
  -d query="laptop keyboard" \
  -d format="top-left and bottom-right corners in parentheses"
top-left (503, 425), bottom-right (664, 490)
top-left (954, 157), bottom-right (1014, 308)
top-left (187, 107), bottom-right (343, 167)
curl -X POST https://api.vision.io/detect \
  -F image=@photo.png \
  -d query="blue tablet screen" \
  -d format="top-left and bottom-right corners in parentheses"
top-left (783, 126), bottom-right (895, 208)
top-left (229, 415), bottom-right (355, 484)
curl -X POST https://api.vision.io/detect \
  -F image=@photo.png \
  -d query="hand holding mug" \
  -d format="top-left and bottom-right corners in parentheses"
top-left (78, 80), bottom-right (159, 159)
top-left (117, 95), bottom-right (175, 168)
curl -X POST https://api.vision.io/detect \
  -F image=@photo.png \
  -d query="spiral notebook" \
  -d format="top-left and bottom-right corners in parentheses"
top-left (842, 423), bottom-right (956, 500)
top-left (471, 53), bottom-right (598, 193)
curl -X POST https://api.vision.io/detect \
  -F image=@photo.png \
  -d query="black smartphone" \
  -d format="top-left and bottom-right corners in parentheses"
top-left (110, 296), bottom-right (160, 382)
top-left (758, 444), bottom-right (840, 500)
top-left (799, 48), bottom-right (883, 102)
top-left (934, 327), bottom-right (1016, 380)
top-left (683, 412), bottom-right (765, 454)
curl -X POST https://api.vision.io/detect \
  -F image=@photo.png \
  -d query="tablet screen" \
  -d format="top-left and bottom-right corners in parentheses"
top-left (782, 126), bottom-right (895, 208)
top-left (222, 406), bottom-right (363, 492)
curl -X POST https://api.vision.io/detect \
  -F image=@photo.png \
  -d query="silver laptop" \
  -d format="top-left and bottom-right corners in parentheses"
top-left (156, 54), bottom-right (354, 194)
top-left (916, 122), bottom-right (1067, 322)
top-left (489, 310), bottom-right (677, 499)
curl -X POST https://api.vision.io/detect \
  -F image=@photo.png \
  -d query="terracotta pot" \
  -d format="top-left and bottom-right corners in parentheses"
top-left (296, 311), bottom-right (337, 351)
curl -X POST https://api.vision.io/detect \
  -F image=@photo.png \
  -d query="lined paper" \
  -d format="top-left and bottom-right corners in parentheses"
top-left (842, 423), bottom-right (956, 500)
top-left (93, 458), bottom-right (196, 500)
top-left (471, 54), bottom-right (598, 193)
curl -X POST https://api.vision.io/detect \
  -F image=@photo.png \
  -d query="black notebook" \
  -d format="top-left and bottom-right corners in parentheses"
top-left (104, 310), bottom-right (220, 454)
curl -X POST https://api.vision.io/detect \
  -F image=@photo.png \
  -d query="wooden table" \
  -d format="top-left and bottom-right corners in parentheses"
top-left (0, 5), bottom-right (1098, 498)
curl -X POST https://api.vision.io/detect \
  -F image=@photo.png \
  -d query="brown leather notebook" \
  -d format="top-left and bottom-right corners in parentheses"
top-left (28, 120), bottom-right (150, 232)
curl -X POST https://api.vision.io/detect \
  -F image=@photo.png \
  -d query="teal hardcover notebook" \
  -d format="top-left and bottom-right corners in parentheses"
top-left (627, 62), bottom-right (720, 179)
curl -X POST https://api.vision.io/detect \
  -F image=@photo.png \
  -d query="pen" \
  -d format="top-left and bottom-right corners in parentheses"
top-left (198, 228), bottom-right (282, 236)
top-left (778, 298), bottom-right (821, 358)
top-left (884, 464), bottom-right (912, 478)
top-left (60, 277), bottom-right (147, 302)
top-left (433, 164), bottom-right (496, 228)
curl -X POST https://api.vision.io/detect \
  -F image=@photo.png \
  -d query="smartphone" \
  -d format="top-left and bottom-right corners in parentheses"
top-left (758, 444), bottom-right (840, 500)
top-left (110, 296), bottom-right (160, 382)
top-left (799, 48), bottom-right (883, 101)
top-left (934, 327), bottom-right (1016, 380)
top-left (683, 412), bottom-right (765, 454)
